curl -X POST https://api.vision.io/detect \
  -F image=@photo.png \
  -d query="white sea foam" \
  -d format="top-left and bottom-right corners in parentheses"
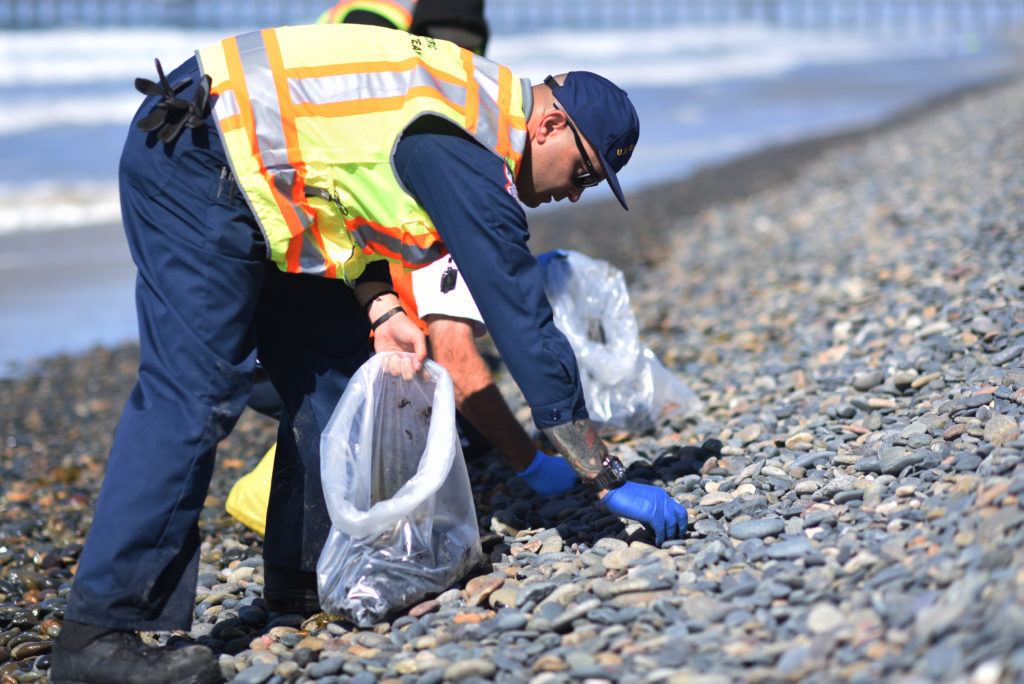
top-left (0, 93), bottom-right (144, 136)
top-left (0, 181), bottom-right (121, 235)
top-left (0, 28), bottom-right (225, 87)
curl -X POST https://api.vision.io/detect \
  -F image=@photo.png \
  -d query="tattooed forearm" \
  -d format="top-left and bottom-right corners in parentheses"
top-left (542, 419), bottom-right (608, 481)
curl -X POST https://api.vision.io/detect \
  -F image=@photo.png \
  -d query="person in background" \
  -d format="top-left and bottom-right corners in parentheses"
top-left (317, 0), bottom-right (489, 56)
top-left (51, 21), bottom-right (688, 684)
top-left (239, 0), bottom-right (576, 507)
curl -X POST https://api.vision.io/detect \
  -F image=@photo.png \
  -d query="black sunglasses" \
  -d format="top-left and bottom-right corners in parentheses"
top-left (545, 76), bottom-right (602, 189)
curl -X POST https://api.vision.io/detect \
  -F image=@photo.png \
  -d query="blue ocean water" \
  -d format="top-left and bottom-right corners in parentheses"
top-left (0, 2), bottom-right (1020, 374)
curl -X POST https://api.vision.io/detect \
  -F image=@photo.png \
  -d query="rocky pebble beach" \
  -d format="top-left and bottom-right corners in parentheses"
top-left (2, 72), bottom-right (1024, 684)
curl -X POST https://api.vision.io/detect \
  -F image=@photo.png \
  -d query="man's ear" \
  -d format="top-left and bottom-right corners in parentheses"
top-left (535, 108), bottom-right (567, 144)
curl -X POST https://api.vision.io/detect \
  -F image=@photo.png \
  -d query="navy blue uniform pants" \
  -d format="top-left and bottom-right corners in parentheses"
top-left (64, 58), bottom-right (369, 630)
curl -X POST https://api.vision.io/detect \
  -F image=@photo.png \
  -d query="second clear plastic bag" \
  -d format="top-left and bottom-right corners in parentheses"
top-left (540, 250), bottom-right (701, 432)
top-left (317, 354), bottom-right (482, 627)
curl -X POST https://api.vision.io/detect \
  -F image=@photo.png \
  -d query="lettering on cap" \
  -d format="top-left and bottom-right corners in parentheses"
top-left (616, 143), bottom-right (636, 157)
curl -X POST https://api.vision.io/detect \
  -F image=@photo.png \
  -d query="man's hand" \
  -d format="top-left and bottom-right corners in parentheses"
top-left (600, 482), bottom-right (688, 545)
top-left (373, 313), bottom-right (427, 374)
top-left (518, 450), bottom-right (579, 496)
top-left (540, 420), bottom-right (688, 543)
top-left (358, 282), bottom-right (427, 373)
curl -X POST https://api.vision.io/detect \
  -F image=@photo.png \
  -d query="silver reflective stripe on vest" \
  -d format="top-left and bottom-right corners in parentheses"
top-left (470, 54), bottom-right (527, 157)
top-left (289, 67), bottom-right (467, 109)
top-left (508, 81), bottom-right (528, 154)
top-left (229, 31), bottom-right (329, 275)
top-left (214, 89), bottom-right (241, 120)
top-left (228, 29), bottom-right (315, 262)
top-left (234, 32), bottom-right (313, 239)
top-left (469, 55), bottom-right (503, 152)
top-left (349, 223), bottom-right (447, 265)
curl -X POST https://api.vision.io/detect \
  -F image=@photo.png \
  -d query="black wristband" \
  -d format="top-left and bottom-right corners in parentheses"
top-left (363, 289), bottom-right (399, 314)
top-left (583, 456), bottom-right (627, 494)
top-left (370, 306), bottom-right (405, 331)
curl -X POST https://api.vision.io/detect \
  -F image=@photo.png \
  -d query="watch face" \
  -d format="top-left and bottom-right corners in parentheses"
top-left (604, 456), bottom-right (626, 482)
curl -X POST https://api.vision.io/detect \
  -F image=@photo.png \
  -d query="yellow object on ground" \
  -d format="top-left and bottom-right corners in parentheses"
top-left (225, 444), bottom-right (275, 536)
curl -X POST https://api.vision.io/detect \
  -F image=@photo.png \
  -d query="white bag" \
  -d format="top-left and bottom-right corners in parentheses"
top-left (317, 355), bottom-right (482, 626)
top-left (540, 250), bottom-right (701, 432)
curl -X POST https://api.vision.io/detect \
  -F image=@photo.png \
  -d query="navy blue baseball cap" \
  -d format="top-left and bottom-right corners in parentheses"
top-left (546, 71), bottom-right (639, 210)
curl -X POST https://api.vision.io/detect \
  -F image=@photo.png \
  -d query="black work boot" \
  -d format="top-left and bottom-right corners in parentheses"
top-left (263, 561), bottom-right (321, 616)
top-left (51, 620), bottom-right (222, 684)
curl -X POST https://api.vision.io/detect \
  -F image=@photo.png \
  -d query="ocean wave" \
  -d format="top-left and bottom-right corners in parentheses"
top-left (0, 93), bottom-right (143, 135)
top-left (0, 182), bottom-right (121, 234)
top-left (0, 27), bottom-right (226, 87)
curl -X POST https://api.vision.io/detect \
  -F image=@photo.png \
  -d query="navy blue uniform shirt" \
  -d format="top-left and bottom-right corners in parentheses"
top-left (394, 118), bottom-right (587, 429)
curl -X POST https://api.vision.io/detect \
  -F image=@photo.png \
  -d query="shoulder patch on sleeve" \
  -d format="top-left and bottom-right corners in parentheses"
top-left (504, 165), bottom-right (519, 201)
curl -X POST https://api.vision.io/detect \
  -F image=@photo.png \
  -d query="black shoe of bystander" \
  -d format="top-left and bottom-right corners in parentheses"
top-left (51, 621), bottom-right (222, 684)
top-left (263, 561), bottom-right (322, 617)
top-left (263, 587), bottom-right (322, 616)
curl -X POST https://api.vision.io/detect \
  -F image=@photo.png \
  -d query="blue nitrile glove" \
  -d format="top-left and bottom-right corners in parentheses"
top-left (519, 450), bottom-right (580, 496)
top-left (601, 482), bottom-right (689, 545)
top-left (536, 249), bottom-right (568, 266)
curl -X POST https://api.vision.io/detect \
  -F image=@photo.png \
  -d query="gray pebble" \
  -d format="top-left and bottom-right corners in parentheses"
top-left (729, 518), bottom-right (785, 540)
top-left (853, 371), bottom-right (885, 391)
top-left (766, 538), bottom-right (818, 561)
top-left (228, 663), bottom-right (276, 684)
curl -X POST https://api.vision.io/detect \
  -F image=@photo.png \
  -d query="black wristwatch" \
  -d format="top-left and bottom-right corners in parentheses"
top-left (584, 455), bottom-right (627, 493)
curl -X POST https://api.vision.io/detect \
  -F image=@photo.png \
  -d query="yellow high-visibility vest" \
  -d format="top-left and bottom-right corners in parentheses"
top-left (316, 0), bottom-right (417, 28)
top-left (197, 24), bottom-right (527, 280)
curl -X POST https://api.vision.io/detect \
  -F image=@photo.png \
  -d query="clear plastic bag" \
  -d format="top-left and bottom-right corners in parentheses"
top-left (317, 354), bottom-right (482, 626)
top-left (540, 250), bottom-right (701, 432)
